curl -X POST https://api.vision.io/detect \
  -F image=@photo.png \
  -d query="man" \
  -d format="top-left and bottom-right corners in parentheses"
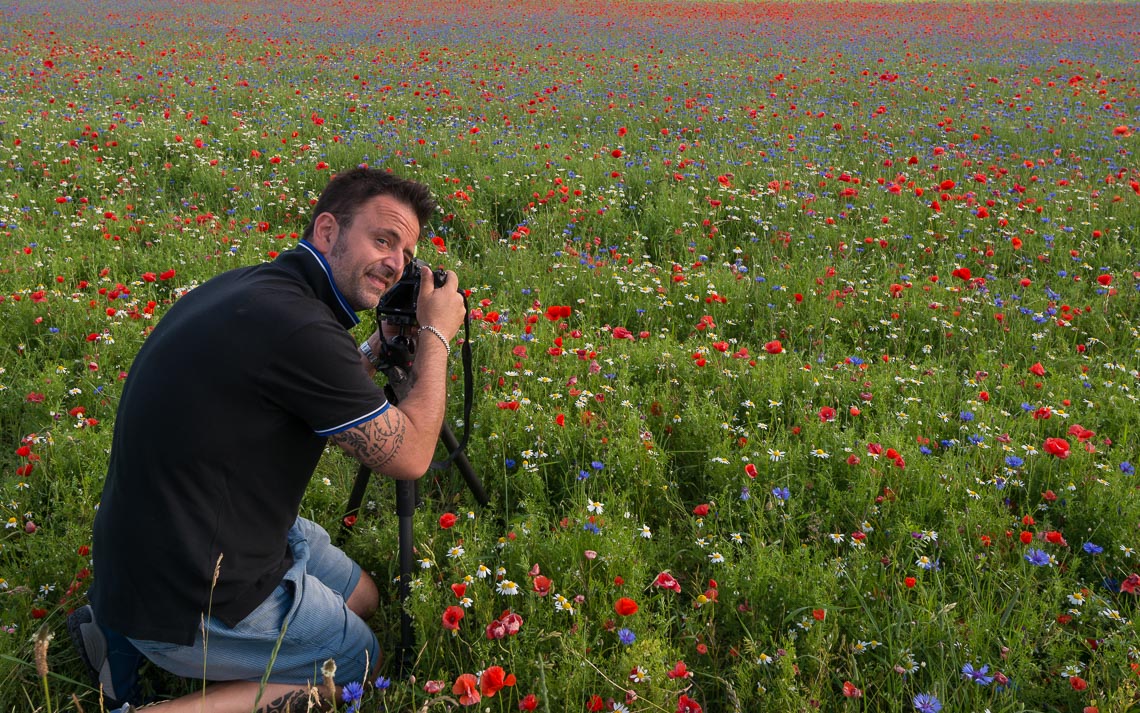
top-left (69, 168), bottom-right (466, 712)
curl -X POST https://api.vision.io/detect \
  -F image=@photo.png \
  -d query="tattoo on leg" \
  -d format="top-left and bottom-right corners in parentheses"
top-left (259, 688), bottom-right (318, 713)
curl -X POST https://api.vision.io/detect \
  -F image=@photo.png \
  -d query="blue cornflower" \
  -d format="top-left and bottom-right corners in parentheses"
top-left (772, 487), bottom-right (790, 501)
top-left (342, 681), bottom-right (364, 713)
top-left (913, 693), bottom-right (942, 713)
top-left (1005, 455), bottom-right (1024, 468)
top-left (959, 411), bottom-right (975, 422)
top-left (617, 627), bottom-right (636, 645)
top-left (583, 522), bottom-right (600, 534)
top-left (962, 662), bottom-right (994, 685)
top-left (374, 675), bottom-right (391, 690)
top-left (591, 461), bottom-right (605, 470)
top-left (504, 458), bottom-right (516, 470)
top-left (740, 486), bottom-right (751, 501)
top-left (1122, 461), bottom-right (1135, 475)
top-left (1082, 542), bottom-right (1104, 555)
top-left (1024, 548), bottom-right (1052, 567)
top-left (577, 469), bottom-right (590, 481)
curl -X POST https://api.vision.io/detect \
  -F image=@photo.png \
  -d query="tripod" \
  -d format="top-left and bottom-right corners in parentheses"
top-left (338, 317), bottom-right (486, 676)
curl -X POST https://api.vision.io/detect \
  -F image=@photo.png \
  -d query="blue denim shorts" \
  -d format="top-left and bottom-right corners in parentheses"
top-left (129, 517), bottom-right (379, 685)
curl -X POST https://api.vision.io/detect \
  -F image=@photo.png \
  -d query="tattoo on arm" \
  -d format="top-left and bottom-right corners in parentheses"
top-left (331, 408), bottom-right (406, 471)
top-left (259, 688), bottom-right (316, 713)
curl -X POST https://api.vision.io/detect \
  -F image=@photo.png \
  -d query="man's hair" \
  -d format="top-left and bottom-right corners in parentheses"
top-left (301, 168), bottom-right (437, 241)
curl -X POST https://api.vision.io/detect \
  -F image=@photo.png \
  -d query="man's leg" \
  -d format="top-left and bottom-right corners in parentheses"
top-left (128, 681), bottom-right (321, 712)
top-left (124, 519), bottom-right (380, 712)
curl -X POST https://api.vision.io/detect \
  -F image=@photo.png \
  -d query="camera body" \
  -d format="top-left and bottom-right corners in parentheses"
top-left (376, 258), bottom-right (449, 327)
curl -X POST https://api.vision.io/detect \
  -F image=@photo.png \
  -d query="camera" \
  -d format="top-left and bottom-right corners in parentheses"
top-left (376, 258), bottom-right (449, 327)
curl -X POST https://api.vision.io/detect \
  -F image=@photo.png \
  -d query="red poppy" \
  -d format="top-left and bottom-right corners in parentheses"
top-left (439, 512), bottom-right (458, 529)
top-left (453, 673), bottom-right (480, 705)
top-left (1029, 362), bottom-right (1046, 377)
top-left (764, 339), bottom-right (784, 354)
top-left (1120, 573), bottom-right (1138, 594)
top-left (904, 577), bottom-right (916, 589)
top-left (818, 406), bottom-right (836, 422)
top-left (744, 463), bottom-right (758, 478)
top-left (692, 503), bottom-right (710, 517)
top-left (1043, 437), bottom-right (1070, 459)
top-left (532, 575), bottom-right (552, 596)
top-left (450, 582), bottom-right (466, 598)
top-left (842, 681), bottom-right (863, 698)
top-left (480, 666), bottom-right (513, 697)
top-left (519, 693), bottom-right (539, 711)
top-left (654, 572), bottom-right (682, 592)
top-left (614, 597), bottom-right (639, 616)
top-left (442, 605), bottom-right (465, 631)
top-left (1069, 676), bottom-right (1087, 691)
top-left (667, 661), bottom-right (691, 679)
top-left (677, 694), bottom-right (703, 712)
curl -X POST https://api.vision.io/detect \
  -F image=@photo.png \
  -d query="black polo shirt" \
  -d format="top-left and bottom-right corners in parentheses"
top-left (90, 241), bottom-right (388, 645)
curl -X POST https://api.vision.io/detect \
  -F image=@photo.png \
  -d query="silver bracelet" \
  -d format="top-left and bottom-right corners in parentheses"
top-left (418, 325), bottom-right (451, 358)
top-left (359, 339), bottom-right (382, 369)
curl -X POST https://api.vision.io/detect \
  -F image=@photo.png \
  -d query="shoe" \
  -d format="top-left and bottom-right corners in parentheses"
top-left (67, 605), bottom-right (143, 708)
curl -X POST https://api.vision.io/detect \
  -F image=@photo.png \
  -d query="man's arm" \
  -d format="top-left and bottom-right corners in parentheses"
top-left (330, 267), bottom-right (464, 480)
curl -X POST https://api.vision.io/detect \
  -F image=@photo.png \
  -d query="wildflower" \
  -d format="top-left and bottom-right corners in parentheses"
top-left (772, 487), bottom-right (790, 501)
top-left (962, 662), bottom-right (995, 685)
top-left (497, 579), bottom-right (521, 595)
top-left (447, 545), bottom-right (465, 559)
top-left (614, 597), bottom-right (639, 616)
top-left (666, 660), bottom-right (692, 679)
top-left (654, 572), bottom-right (682, 593)
top-left (1025, 548), bottom-right (1053, 566)
top-left (618, 628), bottom-right (636, 645)
top-left (553, 594), bottom-right (576, 615)
top-left (811, 448), bottom-right (830, 459)
top-left (709, 552), bottom-right (725, 564)
top-left (479, 665), bottom-right (514, 697)
top-left (768, 448), bottom-right (785, 461)
top-left (640, 524), bottom-right (653, 539)
top-left (587, 500), bottom-right (604, 514)
top-left (439, 512), bottom-right (458, 529)
top-left (829, 533), bottom-right (845, 544)
top-left (913, 693), bottom-right (942, 713)
top-left (476, 564), bottom-right (491, 579)
top-left (442, 605), bottom-right (465, 631)
top-left (1043, 437), bottom-right (1070, 459)
top-left (453, 673), bottom-right (480, 706)
top-left (1068, 591), bottom-right (1087, 606)
top-left (341, 682), bottom-right (364, 713)
top-left (629, 666), bottom-right (649, 683)
top-left (374, 675), bottom-right (391, 690)
top-left (756, 652), bottom-right (774, 665)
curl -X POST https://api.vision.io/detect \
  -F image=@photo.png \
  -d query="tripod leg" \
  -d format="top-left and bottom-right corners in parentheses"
top-left (395, 479), bottom-right (417, 677)
top-left (439, 423), bottom-right (489, 506)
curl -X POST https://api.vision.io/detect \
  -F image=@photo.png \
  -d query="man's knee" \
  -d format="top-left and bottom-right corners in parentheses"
top-left (346, 569), bottom-right (378, 621)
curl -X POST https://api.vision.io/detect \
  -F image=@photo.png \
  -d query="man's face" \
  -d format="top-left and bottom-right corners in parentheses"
top-left (321, 194), bottom-right (420, 311)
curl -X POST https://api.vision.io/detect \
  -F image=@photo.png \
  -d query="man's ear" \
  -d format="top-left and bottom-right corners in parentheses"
top-left (309, 212), bottom-right (339, 255)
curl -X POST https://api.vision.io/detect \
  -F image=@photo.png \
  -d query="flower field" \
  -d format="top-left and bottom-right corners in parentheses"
top-left (1, 1), bottom-right (1138, 710)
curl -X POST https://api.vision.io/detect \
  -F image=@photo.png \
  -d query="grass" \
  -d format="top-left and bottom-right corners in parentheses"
top-left (1, 0), bottom-right (1139, 711)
